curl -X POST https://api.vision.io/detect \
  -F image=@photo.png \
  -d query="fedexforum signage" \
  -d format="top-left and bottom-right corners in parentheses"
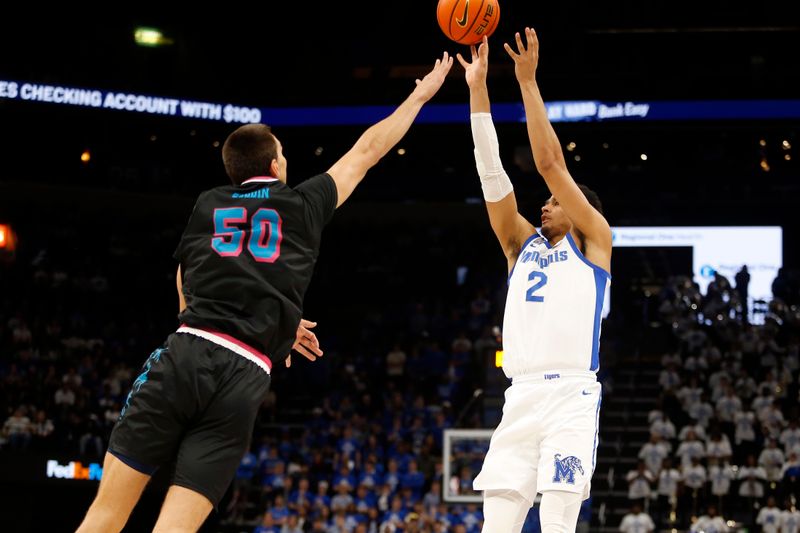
top-left (46, 459), bottom-right (103, 481)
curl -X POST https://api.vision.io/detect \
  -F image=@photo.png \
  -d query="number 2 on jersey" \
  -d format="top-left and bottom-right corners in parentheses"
top-left (212, 207), bottom-right (282, 263)
top-left (525, 271), bottom-right (548, 302)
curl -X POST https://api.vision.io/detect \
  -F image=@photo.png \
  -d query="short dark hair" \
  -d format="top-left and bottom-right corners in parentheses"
top-left (222, 124), bottom-right (278, 185)
top-left (577, 183), bottom-right (603, 215)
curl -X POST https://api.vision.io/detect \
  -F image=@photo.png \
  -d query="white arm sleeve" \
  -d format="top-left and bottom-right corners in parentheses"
top-left (471, 112), bottom-right (514, 202)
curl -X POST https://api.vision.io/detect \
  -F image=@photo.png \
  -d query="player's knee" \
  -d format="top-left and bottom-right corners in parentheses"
top-left (540, 490), bottom-right (582, 533)
top-left (482, 489), bottom-right (531, 533)
top-left (76, 505), bottom-right (127, 533)
top-left (483, 488), bottom-right (529, 511)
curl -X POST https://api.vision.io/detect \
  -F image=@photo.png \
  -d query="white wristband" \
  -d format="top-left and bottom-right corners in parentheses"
top-left (471, 112), bottom-right (513, 202)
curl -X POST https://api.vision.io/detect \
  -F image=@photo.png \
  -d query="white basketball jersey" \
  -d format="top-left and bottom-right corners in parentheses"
top-left (502, 231), bottom-right (610, 378)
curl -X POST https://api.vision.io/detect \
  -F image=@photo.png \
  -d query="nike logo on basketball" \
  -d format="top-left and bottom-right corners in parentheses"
top-left (456, 0), bottom-right (470, 27)
top-left (582, 390), bottom-right (591, 395)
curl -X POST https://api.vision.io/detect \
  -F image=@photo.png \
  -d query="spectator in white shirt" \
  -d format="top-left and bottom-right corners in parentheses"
top-left (760, 438), bottom-right (786, 482)
top-left (677, 377), bottom-right (704, 411)
top-left (684, 352), bottom-right (709, 374)
top-left (715, 386), bottom-right (742, 424)
top-left (776, 364), bottom-right (793, 392)
top-left (691, 505), bottom-right (729, 533)
top-left (710, 373), bottom-right (731, 402)
top-left (30, 409), bottom-right (55, 450)
top-left (757, 496), bottom-right (783, 533)
top-left (648, 396), bottom-right (667, 425)
top-left (752, 386), bottom-right (776, 417)
top-left (734, 410), bottom-right (758, 462)
top-left (679, 420), bottom-right (707, 442)
top-left (682, 456), bottom-right (707, 492)
top-left (655, 458), bottom-right (681, 529)
top-left (759, 372), bottom-right (781, 399)
top-left (782, 501), bottom-right (800, 533)
top-left (705, 429), bottom-right (733, 464)
top-left (780, 420), bottom-right (800, 456)
top-left (738, 454), bottom-right (767, 498)
top-left (707, 457), bottom-right (735, 518)
top-left (676, 429), bottom-right (706, 469)
top-left (54, 384), bottom-right (76, 407)
top-left (680, 456), bottom-right (707, 522)
top-left (688, 393), bottom-right (715, 428)
top-left (735, 368), bottom-right (758, 402)
top-left (385, 343), bottom-right (407, 382)
top-left (62, 367), bottom-right (83, 388)
top-left (650, 413), bottom-right (676, 442)
top-left (626, 461), bottom-right (655, 506)
top-left (639, 435), bottom-right (670, 476)
top-left (619, 503), bottom-right (655, 533)
top-left (761, 401), bottom-right (786, 439)
top-left (659, 363), bottom-right (682, 391)
top-left (2, 407), bottom-right (32, 450)
top-left (684, 327), bottom-right (708, 354)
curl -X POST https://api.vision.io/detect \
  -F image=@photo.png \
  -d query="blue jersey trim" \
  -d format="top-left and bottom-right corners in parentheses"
top-left (108, 448), bottom-right (158, 475)
top-left (565, 233), bottom-right (611, 279)
top-left (591, 387), bottom-right (603, 472)
top-left (563, 232), bottom-right (608, 371)
top-left (507, 232), bottom-right (544, 285)
top-left (590, 269), bottom-right (606, 371)
top-left (535, 229), bottom-right (552, 249)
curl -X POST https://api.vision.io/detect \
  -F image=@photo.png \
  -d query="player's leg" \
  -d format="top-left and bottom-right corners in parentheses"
top-left (152, 485), bottom-right (213, 533)
top-left (475, 382), bottom-right (541, 532)
top-left (75, 452), bottom-right (152, 533)
top-left (78, 343), bottom-right (185, 532)
top-left (482, 489), bottom-right (533, 533)
top-left (539, 490), bottom-right (582, 533)
top-left (154, 343), bottom-right (271, 531)
top-left (536, 380), bottom-right (602, 533)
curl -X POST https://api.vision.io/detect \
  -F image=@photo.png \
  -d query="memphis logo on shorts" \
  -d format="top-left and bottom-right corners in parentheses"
top-left (553, 454), bottom-right (585, 484)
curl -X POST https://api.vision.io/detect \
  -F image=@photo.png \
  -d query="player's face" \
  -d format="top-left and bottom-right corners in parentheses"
top-left (273, 139), bottom-right (288, 183)
top-left (540, 196), bottom-right (571, 239)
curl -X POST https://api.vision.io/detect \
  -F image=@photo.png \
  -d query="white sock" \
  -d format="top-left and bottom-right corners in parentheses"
top-left (481, 489), bottom-right (531, 533)
top-left (539, 490), bottom-right (583, 533)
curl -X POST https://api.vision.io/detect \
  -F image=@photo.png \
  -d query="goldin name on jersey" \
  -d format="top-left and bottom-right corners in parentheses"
top-left (519, 250), bottom-right (569, 269)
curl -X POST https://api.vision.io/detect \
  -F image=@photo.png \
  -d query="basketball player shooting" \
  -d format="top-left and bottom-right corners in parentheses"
top-left (457, 29), bottom-right (611, 533)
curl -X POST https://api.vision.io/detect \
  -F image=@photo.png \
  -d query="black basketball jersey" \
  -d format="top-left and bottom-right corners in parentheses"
top-left (173, 174), bottom-right (337, 363)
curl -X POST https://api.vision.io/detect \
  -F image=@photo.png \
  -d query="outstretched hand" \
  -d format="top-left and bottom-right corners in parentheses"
top-left (412, 51), bottom-right (454, 103)
top-left (286, 319), bottom-right (323, 368)
top-left (456, 36), bottom-right (489, 88)
top-left (503, 27), bottom-right (540, 83)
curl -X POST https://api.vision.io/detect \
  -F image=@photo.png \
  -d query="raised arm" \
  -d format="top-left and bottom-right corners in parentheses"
top-left (327, 52), bottom-right (453, 208)
top-left (457, 37), bottom-right (534, 269)
top-left (505, 28), bottom-right (612, 269)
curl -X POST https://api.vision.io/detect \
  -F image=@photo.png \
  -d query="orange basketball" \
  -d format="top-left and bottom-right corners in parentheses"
top-left (437, 0), bottom-right (500, 46)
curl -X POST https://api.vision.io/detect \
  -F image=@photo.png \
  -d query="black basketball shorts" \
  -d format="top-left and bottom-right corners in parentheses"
top-left (108, 329), bottom-right (272, 506)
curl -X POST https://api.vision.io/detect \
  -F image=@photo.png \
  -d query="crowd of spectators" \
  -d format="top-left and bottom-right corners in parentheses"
top-left (620, 268), bottom-right (800, 531)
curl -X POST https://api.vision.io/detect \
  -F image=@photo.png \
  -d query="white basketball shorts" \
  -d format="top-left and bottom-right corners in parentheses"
top-left (473, 371), bottom-right (602, 503)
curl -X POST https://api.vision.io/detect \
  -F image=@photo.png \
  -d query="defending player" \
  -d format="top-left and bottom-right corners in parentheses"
top-left (76, 52), bottom-right (453, 533)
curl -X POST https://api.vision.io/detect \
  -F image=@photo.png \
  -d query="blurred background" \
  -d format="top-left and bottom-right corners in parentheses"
top-left (1, 2), bottom-right (799, 532)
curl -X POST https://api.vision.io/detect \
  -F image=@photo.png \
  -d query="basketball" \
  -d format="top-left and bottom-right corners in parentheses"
top-left (437, 0), bottom-right (500, 45)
